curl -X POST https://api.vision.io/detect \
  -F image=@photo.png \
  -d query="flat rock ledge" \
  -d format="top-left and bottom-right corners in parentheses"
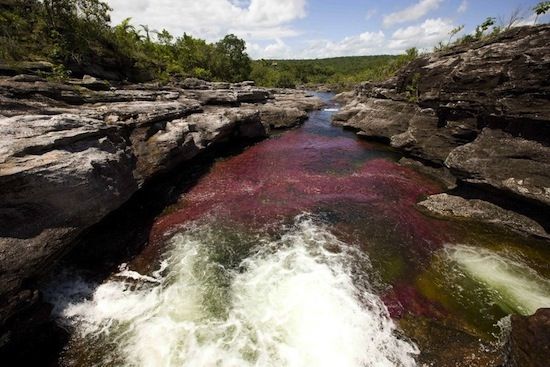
top-left (418, 194), bottom-right (549, 239)
top-left (0, 76), bottom-right (324, 342)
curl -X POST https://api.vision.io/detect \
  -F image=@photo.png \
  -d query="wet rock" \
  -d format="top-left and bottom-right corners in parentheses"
top-left (505, 308), bottom-right (550, 367)
top-left (417, 194), bottom-right (548, 238)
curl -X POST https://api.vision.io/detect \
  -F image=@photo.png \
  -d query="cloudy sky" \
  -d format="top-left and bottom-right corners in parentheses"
top-left (105, 0), bottom-right (549, 59)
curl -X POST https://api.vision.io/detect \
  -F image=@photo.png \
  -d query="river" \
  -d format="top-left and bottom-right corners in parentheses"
top-left (44, 93), bottom-right (550, 367)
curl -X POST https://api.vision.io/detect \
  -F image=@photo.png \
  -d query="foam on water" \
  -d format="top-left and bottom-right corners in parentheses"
top-left (446, 244), bottom-right (550, 315)
top-left (46, 216), bottom-right (418, 367)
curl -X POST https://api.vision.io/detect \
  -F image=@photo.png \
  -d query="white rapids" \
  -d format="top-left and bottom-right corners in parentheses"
top-left (45, 216), bottom-right (418, 367)
top-left (445, 244), bottom-right (550, 316)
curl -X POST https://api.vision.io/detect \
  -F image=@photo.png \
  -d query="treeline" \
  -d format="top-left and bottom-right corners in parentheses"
top-left (0, 0), bottom-right (251, 82)
top-left (251, 49), bottom-right (419, 89)
top-left (0, 0), bottom-right (423, 86)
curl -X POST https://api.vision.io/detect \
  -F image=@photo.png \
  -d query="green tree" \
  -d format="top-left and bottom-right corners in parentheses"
top-left (475, 17), bottom-right (496, 38)
top-left (214, 34), bottom-right (251, 82)
top-left (534, 1), bottom-right (550, 24)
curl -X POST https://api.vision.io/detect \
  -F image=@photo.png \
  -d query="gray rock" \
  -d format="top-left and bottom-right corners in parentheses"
top-left (9, 74), bottom-right (46, 83)
top-left (0, 78), bottom-right (323, 335)
top-left (0, 114), bottom-right (138, 320)
top-left (69, 75), bottom-right (111, 91)
top-left (417, 193), bottom-right (548, 238)
top-left (399, 158), bottom-right (457, 190)
top-left (180, 77), bottom-right (211, 90)
top-left (331, 91), bottom-right (355, 105)
top-left (334, 25), bottom-right (550, 207)
top-left (258, 104), bottom-right (307, 129)
top-left (505, 308), bottom-right (550, 367)
top-left (0, 61), bottom-right (54, 76)
top-left (91, 99), bottom-right (202, 126)
top-left (445, 129), bottom-right (550, 207)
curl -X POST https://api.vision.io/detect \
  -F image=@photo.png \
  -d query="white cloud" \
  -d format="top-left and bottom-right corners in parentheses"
top-left (105, 0), bottom-right (306, 41)
top-left (383, 0), bottom-right (442, 27)
top-left (248, 39), bottom-right (294, 59)
top-left (249, 16), bottom-right (459, 59)
top-left (255, 31), bottom-right (387, 59)
top-left (389, 18), bottom-right (455, 51)
top-left (105, 0), bottom-right (458, 59)
top-left (457, 0), bottom-right (468, 13)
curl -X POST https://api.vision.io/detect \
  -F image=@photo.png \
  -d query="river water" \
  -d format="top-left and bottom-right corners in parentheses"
top-left (44, 93), bottom-right (550, 366)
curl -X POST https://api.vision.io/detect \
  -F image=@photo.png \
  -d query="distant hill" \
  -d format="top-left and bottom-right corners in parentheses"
top-left (251, 54), bottom-right (414, 90)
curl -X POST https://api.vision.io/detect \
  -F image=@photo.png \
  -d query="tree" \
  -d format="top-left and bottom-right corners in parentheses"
top-left (534, 1), bottom-right (550, 24)
top-left (475, 17), bottom-right (496, 38)
top-left (448, 25), bottom-right (464, 45)
top-left (214, 34), bottom-right (251, 82)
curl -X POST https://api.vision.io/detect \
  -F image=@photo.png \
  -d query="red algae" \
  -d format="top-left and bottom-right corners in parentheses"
top-left (151, 129), bottom-right (447, 243)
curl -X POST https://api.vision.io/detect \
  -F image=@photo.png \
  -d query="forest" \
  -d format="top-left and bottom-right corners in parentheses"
top-left (0, 0), bottom-right (421, 86)
top-left (0, 0), bottom-right (252, 82)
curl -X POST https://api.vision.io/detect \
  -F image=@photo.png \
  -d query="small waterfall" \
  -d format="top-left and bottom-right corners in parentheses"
top-left (45, 216), bottom-right (418, 367)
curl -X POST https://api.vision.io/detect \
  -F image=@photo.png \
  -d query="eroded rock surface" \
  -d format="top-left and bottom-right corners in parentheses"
top-left (418, 194), bottom-right (549, 239)
top-left (334, 25), bottom-right (550, 208)
top-left (505, 308), bottom-right (550, 367)
top-left (0, 77), bottom-right (323, 340)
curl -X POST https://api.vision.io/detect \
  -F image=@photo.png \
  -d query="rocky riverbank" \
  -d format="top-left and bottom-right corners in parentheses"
top-left (333, 24), bottom-right (550, 366)
top-left (333, 24), bottom-right (550, 232)
top-left (0, 75), bottom-right (323, 352)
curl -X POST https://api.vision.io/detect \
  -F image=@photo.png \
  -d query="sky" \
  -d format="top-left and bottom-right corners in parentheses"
top-left (105, 0), bottom-right (550, 59)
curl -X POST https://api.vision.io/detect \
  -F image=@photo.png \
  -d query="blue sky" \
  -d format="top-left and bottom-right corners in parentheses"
top-left (106, 0), bottom-right (550, 59)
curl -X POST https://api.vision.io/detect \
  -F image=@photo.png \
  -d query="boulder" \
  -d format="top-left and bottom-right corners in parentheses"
top-left (417, 194), bottom-right (548, 238)
top-left (505, 308), bottom-right (550, 367)
top-left (445, 129), bottom-right (550, 207)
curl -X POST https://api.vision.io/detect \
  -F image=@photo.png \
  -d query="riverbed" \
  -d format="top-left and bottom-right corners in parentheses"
top-left (44, 93), bottom-right (550, 367)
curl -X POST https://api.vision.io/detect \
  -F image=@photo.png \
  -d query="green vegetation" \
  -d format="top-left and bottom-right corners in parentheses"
top-left (0, 0), bottom-right (251, 82)
top-left (534, 1), bottom-right (550, 24)
top-left (0, 0), bottom-right (421, 87)
top-left (10, 1), bottom-right (542, 88)
top-left (251, 48), bottom-right (419, 89)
